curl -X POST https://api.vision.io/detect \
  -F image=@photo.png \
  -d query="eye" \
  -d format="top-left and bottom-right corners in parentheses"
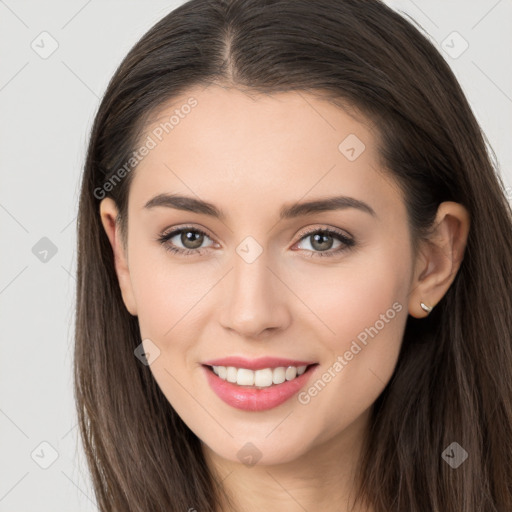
top-left (293, 227), bottom-right (355, 258)
top-left (157, 226), bottom-right (216, 256)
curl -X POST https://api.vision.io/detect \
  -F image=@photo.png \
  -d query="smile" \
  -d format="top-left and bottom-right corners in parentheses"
top-left (202, 362), bottom-right (319, 411)
top-left (208, 364), bottom-right (309, 388)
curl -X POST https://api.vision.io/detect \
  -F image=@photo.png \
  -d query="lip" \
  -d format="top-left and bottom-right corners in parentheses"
top-left (201, 356), bottom-right (316, 371)
top-left (202, 362), bottom-right (319, 412)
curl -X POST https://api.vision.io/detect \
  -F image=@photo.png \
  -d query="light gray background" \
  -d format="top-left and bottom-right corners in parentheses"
top-left (1, 1), bottom-right (511, 510)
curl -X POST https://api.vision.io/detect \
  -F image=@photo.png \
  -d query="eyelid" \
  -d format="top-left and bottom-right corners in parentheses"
top-left (294, 224), bottom-right (354, 242)
top-left (158, 224), bottom-right (217, 248)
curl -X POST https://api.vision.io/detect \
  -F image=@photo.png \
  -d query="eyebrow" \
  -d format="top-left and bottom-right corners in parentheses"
top-left (144, 193), bottom-right (376, 220)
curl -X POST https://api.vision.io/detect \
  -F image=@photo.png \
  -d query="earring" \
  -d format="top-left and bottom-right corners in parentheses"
top-left (420, 302), bottom-right (433, 313)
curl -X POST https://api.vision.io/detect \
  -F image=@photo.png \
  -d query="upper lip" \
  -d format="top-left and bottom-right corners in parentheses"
top-left (202, 356), bottom-right (317, 371)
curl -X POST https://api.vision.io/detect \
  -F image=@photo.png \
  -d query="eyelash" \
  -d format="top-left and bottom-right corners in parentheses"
top-left (156, 225), bottom-right (356, 258)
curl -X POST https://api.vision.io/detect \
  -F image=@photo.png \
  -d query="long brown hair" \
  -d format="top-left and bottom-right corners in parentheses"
top-left (74, 0), bottom-right (512, 510)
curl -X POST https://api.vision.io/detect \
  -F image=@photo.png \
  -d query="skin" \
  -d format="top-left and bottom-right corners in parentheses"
top-left (100, 84), bottom-right (470, 512)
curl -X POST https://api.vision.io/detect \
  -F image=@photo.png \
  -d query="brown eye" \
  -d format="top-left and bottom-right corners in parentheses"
top-left (295, 228), bottom-right (355, 258)
top-left (309, 232), bottom-right (335, 251)
top-left (157, 227), bottom-right (215, 255)
top-left (179, 229), bottom-right (205, 249)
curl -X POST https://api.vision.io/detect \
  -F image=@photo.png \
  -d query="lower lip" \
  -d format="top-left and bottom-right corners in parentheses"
top-left (202, 364), bottom-right (318, 412)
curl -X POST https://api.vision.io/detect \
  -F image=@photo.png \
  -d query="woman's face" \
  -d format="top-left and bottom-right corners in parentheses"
top-left (102, 84), bottom-right (417, 467)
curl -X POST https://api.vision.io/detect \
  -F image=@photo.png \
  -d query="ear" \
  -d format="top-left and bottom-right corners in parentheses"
top-left (99, 197), bottom-right (138, 316)
top-left (408, 201), bottom-right (470, 318)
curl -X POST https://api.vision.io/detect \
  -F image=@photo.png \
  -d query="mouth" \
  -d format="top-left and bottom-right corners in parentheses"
top-left (202, 362), bottom-right (320, 411)
top-left (202, 363), bottom-right (319, 389)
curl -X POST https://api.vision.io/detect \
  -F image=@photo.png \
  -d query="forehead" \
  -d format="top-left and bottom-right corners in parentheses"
top-left (128, 84), bottom-right (404, 221)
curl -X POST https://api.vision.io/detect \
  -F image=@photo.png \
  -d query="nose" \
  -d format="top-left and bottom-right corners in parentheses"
top-left (218, 248), bottom-right (291, 339)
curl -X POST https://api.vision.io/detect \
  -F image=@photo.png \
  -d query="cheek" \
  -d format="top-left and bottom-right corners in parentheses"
top-left (283, 241), bottom-right (411, 351)
top-left (128, 247), bottom-right (211, 406)
top-left (304, 244), bottom-right (410, 419)
top-left (128, 241), bottom-right (218, 343)
top-left (286, 241), bottom-right (411, 418)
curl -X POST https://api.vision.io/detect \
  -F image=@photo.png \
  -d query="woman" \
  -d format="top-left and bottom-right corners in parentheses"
top-left (74, 0), bottom-right (512, 510)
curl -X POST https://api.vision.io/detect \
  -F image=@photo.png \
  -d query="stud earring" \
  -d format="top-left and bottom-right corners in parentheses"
top-left (420, 302), bottom-right (433, 313)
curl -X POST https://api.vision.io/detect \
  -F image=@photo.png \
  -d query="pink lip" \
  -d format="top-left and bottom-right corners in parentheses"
top-left (202, 356), bottom-right (316, 371)
top-left (202, 363), bottom-right (319, 412)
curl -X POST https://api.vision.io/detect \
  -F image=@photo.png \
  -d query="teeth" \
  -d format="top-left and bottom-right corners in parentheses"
top-left (211, 364), bottom-right (310, 388)
top-left (226, 366), bottom-right (237, 383)
top-left (217, 366), bottom-right (227, 379)
top-left (237, 368), bottom-right (255, 386)
top-left (254, 368), bottom-right (273, 387)
top-left (272, 367), bottom-right (286, 384)
top-left (285, 366), bottom-right (297, 380)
